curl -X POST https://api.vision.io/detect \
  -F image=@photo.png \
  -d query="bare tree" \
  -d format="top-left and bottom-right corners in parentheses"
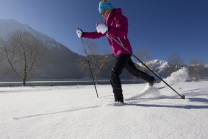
top-left (77, 40), bottom-right (113, 84)
top-left (0, 31), bottom-right (49, 86)
top-left (133, 48), bottom-right (153, 82)
top-left (189, 59), bottom-right (203, 80)
top-left (168, 53), bottom-right (185, 72)
top-left (135, 48), bottom-right (153, 71)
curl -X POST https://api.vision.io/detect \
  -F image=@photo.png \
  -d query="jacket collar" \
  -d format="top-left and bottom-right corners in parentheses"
top-left (102, 8), bottom-right (122, 23)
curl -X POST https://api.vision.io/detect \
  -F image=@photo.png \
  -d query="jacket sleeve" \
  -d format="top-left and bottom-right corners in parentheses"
top-left (108, 15), bottom-right (128, 38)
top-left (83, 31), bottom-right (106, 39)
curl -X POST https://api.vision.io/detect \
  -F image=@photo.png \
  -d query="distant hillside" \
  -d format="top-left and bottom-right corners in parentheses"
top-left (0, 19), bottom-right (207, 81)
top-left (136, 59), bottom-right (208, 79)
top-left (0, 19), bottom-right (131, 80)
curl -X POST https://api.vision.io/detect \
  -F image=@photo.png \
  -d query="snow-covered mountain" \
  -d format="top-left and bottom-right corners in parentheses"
top-left (136, 59), bottom-right (172, 78)
top-left (145, 59), bottom-right (170, 73)
top-left (0, 19), bottom-right (207, 80)
top-left (0, 19), bottom-right (64, 49)
top-left (0, 19), bottom-right (84, 79)
top-left (136, 59), bottom-right (208, 79)
top-left (0, 19), bottom-right (30, 33)
top-left (0, 19), bottom-right (47, 40)
top-left (0, 19), bottom-right (130, 80)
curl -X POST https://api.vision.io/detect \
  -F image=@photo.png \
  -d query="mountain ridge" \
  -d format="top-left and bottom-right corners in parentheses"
top-left (0, 19), bottom-right (207, 80)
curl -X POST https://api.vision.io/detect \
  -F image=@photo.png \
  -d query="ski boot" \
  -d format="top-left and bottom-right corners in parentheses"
top-left (149, 77), bottom-right (156, 86)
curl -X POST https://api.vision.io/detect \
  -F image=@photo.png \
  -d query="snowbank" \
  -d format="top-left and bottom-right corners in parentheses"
top-left (161, 67), bottom-right (188, 85)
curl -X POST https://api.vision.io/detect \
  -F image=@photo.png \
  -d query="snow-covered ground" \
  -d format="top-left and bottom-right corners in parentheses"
top-left (1, 68), bottom-right (208, 139)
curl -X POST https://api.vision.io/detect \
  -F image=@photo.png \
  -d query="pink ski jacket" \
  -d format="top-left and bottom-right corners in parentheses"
top-left (83, 8), bottom-right (132, 56)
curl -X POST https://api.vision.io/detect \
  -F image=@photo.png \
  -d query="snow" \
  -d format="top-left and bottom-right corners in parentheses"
top-left (1, 70), bottom-right (208, 139)
top-left (160, 67), bottom-right (189, 85)
top-left (137, 59), bottom-right (170, 74)
top-left (145, 59), bottom-right (169, 69)
top-left (0, 19), bottom-right (42, 38)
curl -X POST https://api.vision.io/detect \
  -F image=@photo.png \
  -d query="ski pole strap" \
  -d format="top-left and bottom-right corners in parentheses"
top-left (108, 34), bottom-right (132, 54)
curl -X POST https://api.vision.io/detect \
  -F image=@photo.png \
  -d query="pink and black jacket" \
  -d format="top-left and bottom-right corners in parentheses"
top-left (83, 8), bottom-right (132, 56)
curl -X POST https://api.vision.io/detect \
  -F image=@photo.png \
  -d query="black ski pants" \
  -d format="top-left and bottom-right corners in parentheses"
top-left (110, 54), bottom-right (154, 99)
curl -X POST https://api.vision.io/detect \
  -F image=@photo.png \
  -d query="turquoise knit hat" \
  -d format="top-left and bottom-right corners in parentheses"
top-left (98, 0), bottom-right (113, 14)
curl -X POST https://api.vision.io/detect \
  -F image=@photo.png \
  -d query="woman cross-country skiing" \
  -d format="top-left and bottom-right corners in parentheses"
top-left (76, 0), bottom-right (156, 103)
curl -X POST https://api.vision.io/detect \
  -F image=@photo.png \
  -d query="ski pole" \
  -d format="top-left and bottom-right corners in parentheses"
top-left (79, 37), bottom-right (99, 98)
top-left (108, 34), bottom-right (185, 99)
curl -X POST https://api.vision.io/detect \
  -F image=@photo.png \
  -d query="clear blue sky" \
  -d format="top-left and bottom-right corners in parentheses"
top-left (0, 0), bottom-right (208, 64)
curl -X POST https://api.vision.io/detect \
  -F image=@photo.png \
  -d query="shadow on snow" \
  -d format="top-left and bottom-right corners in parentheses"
top-left (13, 101), bottom-right (208, 120)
